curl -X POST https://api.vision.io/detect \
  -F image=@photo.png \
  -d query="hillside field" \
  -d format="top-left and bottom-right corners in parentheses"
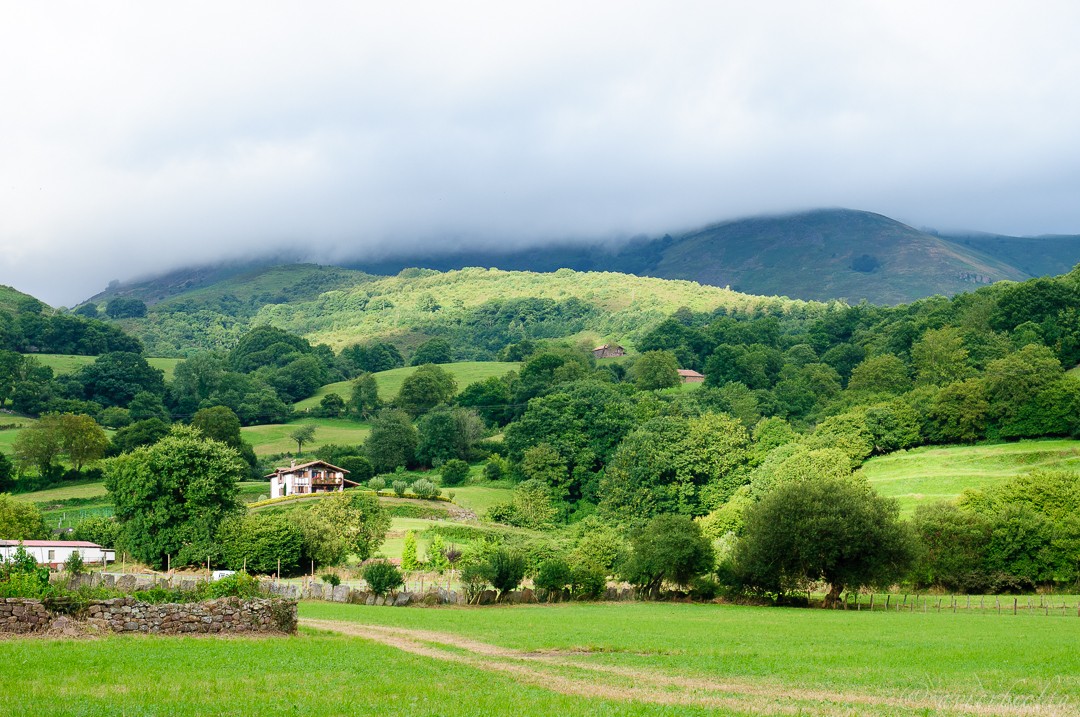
top-left (293, 361), bottom-right (521, 410)
top-left (3, 602), bottom-right (1079, 716)
top-left (860, 438), bottom-right (1080, 514)
top-left (26, 354), bottom-right (182, 380)
top-left (241, 417), bottom-right (372, 457)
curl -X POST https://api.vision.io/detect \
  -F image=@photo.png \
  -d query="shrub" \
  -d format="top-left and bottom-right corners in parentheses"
top-left (401, 531), bottom-right (421, 571)
top-left (427, 534), bottom-right (450, 573)
top-left (320, 572), bottom-right (341, 587)
top-left (570, 562), bottom-right (607, 600)
top-left (392, 480), bottom-right (408, 497)
top-left (203, 571), bottom-right (260, 599)
top-left (440, 459), bottom-right (470, 487)
top-left (460, 562), bottom-right (489, 604)
top-left (483, 455), bottom-right (507, 481)
top-left (338, 455), bottom-right (374, 483)
top-left (64, 550), bottom-right (85, 576)
top-left (534, 558), bottom-right (572, 600)
top-left (411, 478), bottom-right (441, 500)
top-left (367, 476), bottom-right (386, 492)
top-left (619, 514), bottom-right (715, 600)
top-left (362, 561), bottom-right (403, 596)
top-left (484, 548), bottom-right (526, 600)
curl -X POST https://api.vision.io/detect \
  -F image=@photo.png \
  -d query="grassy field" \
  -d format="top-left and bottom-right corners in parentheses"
top-left (293, 361), bottom-right (521, 410)
top-left (27, 354), bottom-right (182, 380)
top-left (861, 438), bottom-right (1080, 514)
top-left (0, 415), bottom-right (36, 454)
top-left (241, 417), bottom-right (371, 456)
top-left (3, 602), bottom-right (1078, 716)
top-left (448, 484), bottom-right (514, 515)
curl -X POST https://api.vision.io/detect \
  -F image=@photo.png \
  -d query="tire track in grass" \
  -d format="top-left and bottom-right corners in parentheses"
top-left (302, 619), bottom-right (1074, 716)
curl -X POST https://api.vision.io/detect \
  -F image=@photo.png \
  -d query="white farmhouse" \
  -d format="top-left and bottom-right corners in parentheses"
top-left (0, 540), bottom-right (115, 568)
top-left (266, 460), bottom-right (356, 499)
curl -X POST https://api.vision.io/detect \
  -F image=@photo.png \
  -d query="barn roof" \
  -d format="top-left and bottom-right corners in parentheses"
top-left (265, 460), bottom-right (351, 477)
top-left (677, 369), bottom-right (705, 378)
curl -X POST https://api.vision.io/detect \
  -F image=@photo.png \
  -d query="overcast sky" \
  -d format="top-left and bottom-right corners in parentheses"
top-left (3, 1), bottom-right (1080, 306)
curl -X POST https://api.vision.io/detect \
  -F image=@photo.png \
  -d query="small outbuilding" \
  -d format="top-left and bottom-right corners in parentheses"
top-left (0, 540), bottom-right (115, 568)
top-left (677, 369), bottom-right (705, 384)
top-left (266, 460), bottom-right (357, 499)
top-left (592, 343), bottom-right (626, 359)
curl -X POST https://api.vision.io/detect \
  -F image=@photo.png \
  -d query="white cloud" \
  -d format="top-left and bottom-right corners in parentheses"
top-left (2, 1), bottom-right (1080, 304)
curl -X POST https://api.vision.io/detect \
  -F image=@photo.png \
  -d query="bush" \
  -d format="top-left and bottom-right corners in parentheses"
top-left (440, 459), bottom-right (470, 487)
top-left (338, 455), bottom-right (374, 483)
top-left (484, 455), bottom-right (508, 481)
top-left (619, 514), bottom-right (714, 600)
top-left (483, 548), bottom-right (526, 600)
top-left (411, 478), bottom-right (441, 500)
top-left (203, 571), bottom-right (260, 599)
top-left (570, 563), bottom-right (607, 600)
top-left (460, 562), bottom-right (490, 604)
top-left (368, 476), bottom-right (386, 492)
top-left (64, 550), bottom-right (85, 576)
top-left (362, 561), bottom-right (403, 596)
top-left (534, 558), bottom-right (572, 600)
top-left (392, 480), bottom-right (408, 497)
top-left (320, 572), bottom-right (341, 587)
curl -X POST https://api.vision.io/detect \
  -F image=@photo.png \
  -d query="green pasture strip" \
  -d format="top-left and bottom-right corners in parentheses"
top-left (861, 438), bottom-right (1080, 514)
top-left (0, 417), bottom-right (36, 455)
top-left (241, 417), bottom-right (371, 456)
top-left (293, 361), bottom-right (521, 410)
top-left (24, 354), bottom-right (181, 380)
top-left (11, 480), bottom-right (108, 502)
top-left (301, 601), bottom-right (1080, 708)
top-left (449, 484), bottom-right (514, 514)
top-left (0, 634), bottom-right (685, 717)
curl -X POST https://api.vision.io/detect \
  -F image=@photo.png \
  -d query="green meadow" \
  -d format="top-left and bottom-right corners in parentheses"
top-left (293, 360), bottom-right (521, 410)
top-left (3, 601), bottom-right (1079, 716)
top-left (241, 417), bottom-right (371, 457)
top-left (26, 354), bottom-right (182, 381)
top-left (859, 438), bottom-right (1080, 514)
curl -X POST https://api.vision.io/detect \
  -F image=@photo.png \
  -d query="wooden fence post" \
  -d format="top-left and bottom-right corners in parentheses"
top-left (885, 594), bottom-right (890, 611)
top-left (1013, 598), bottom-right (1018, 615)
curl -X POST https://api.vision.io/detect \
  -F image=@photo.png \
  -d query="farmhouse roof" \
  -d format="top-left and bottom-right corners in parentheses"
top-left (677, 369), bottom-right (705, 378)
top-left (0, 540), bottom-right (104, 548)
top-left (593, 343), bottom-right (622, 351)
top-left (266, 460), bottom-right (350, 476)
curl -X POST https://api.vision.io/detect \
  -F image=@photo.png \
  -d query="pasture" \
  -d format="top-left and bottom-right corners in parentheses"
top-left (292, 361), bottom-right (521, 410)
top-left (859, 438), bottom-right (1080, 514)
top-left (27, 354), bottom-right (182, 380)
top-left (241, 417), bottom-right (371, 456)
top-left (3, 602), bottom-right (1079, 716)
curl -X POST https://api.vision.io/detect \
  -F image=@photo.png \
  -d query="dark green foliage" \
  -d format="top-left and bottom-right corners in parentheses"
top-left (415, 406), bottom-right (483, 466)
top-left (104, 425), bottom-right (246, 569)
top-left (365, 410), bottom-right (418, 472)
top-left (457, 374), bottom-right (515, 425)
top-left (0, 454), bottom-right (13, 492)
top-left (534, 557), bottom-right (572, 600)
top-left (191, 406), bottom-right (257, 470)
top-left (348, 373), bottom-right (380, 418)
top-left (341, 341), bottom-right (404, 374)
top-left (316, 392), bottom-right (346, 418)
top-left (909, 502), bottom-right (992, 593)
top-left (481, 548), bottom-right (527, 600)
top-left (77, 352), bottom-right (165, 408)
top-left (64, 550), bottom-right (85, 576)
top-left (395, 364), bottom-right (457, 417)
top-left (630, 350), bottom-right (680, 390)
top-left (392, 480), bottom-right (408, 497)
top-left (440, 459), bottom-right (470, 486)
top-left (337, 455), bottom-right (374, 483)
top-left (216, 512), bottom-right (305, 576)
top-left (105, 297), bottom-right (147, 319)
top-left (410, 338), bottom-right (452, 366)
top-left (72, 516), bottom-right (123, 548)
top-left (737, 477), bottom-right (914, 606)
top-left (229, 326), bottom-right (312, 373)
top-left (320, 573), bottom-right (341, 587)
top-left (569, 562), bottom-right (608, 599)
top-left (619, 514), bottom-right (714, 599)
top-left (110, 418), bottom-right (170, 455)
top-left (362, 560), bottom-right (403, 596)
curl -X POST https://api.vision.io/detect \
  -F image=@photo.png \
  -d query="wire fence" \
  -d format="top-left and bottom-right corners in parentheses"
top-left (839, 592), bottom-right (1080, 617)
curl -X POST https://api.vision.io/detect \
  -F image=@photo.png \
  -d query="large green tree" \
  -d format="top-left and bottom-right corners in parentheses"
top-left (296, 491), bottom-right (390, 567)
top-left (0, 494), bottom-right (49, 540)
top-left (630, 350), bottom-right (681, 390)
top-left (395, 364), bottom-right (457, 416)
top-left (103, 425), bottom-right (245, 568)
top-left (619, 514), bottom-right (714, 599)
top-left (736, 476), bottom-right (915, 607)
top-left (364, 409), bottom-right (419, 472)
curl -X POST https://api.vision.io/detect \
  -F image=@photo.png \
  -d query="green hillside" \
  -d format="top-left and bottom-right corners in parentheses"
top-left (860, 439), bottom-right (1080, 514)
top-left (91, 264), bottom-right (819, 356)
top-left (654, 209), bottom-right (1029, 304)
top-left (28, 354), bottom-right (182, 381)
top-left (0, 284), bottom-right (47, 314)
top-left (241, 417), bottom-right (372, 457)
top-left (294, 361), bottom-right (522, 410)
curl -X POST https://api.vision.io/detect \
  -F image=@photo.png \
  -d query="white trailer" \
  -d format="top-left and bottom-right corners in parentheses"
top-left (0, 540), bottom-right (115, 568)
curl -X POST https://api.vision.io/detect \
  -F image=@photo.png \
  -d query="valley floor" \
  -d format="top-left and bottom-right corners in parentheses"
top-left (3, 601), bottom-right (1079, 716)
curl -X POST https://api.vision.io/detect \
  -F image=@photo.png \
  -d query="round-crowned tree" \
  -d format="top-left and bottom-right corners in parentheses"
top-left (736, 476), bottom-right (915, 607)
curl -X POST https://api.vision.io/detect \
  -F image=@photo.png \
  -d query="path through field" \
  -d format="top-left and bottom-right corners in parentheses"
top-left (302, 618), bottom-right (1073, 716)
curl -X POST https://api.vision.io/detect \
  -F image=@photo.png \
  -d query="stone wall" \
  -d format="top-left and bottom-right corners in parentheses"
top-left (0, 596), bottom-right (296, 635)
top-left (261, 581), bottom-right (638, 606)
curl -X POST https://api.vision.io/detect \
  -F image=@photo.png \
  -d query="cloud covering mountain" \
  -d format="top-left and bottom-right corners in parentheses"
top-left (3, 1), bottom-right (1080, 305)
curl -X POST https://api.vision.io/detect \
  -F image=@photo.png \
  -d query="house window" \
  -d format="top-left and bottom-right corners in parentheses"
top-left (48, 550), bottom-right (55, 561)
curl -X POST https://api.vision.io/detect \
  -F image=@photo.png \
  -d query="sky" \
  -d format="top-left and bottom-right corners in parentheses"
top-left (3, 1), bottom-right (1080, 306)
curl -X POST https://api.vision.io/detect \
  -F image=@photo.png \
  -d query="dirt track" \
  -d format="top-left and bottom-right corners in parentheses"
top-left (301, 618), bottom-right (1073, 716)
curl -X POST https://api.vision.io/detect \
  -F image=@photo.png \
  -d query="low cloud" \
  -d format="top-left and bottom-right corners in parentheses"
top-left (3, 2), bottom-right (1080, 305)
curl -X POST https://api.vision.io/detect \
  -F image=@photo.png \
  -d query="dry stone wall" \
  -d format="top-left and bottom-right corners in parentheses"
top-left (0, 596), bottom-right (296, 635)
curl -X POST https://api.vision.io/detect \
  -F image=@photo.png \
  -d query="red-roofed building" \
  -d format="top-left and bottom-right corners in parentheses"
top-left (266, 460), bottom-right (357, 499)
top-left (677, 369), bottom-right (705, 383)
top-left (0, 540), bottom-right (114, 568)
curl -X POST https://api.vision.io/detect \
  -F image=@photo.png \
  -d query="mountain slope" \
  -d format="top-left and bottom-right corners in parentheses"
top-left (652, 209), bottom-right (1030, 304)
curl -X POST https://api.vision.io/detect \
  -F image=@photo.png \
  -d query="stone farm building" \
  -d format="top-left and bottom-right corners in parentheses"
top-left (267, 460), bottom-right (357, 499)
top-left (0, 540), bottom-right (115, 569)
top-left (592, 343), bottom-right (626, 358)
top-left (678, 369), bottom-right (705, 383)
